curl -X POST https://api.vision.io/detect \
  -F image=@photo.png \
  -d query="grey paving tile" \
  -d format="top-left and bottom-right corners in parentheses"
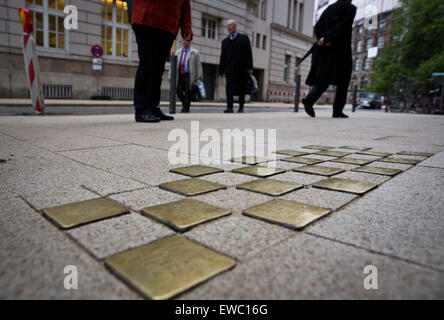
top-left (68, 213), bottom-right (175, 259)
top-left (0, 198), bottom-right (140, 299)
top-left (179, 234), bottom-right (443, 299)
top-left (280, 187), bottom-right (357, 210)
top-left (185, 216), bottom-right (293, 261)
top-left (273, 171), bottom-right (325, 185)
top-left (109, 187), bottom-right (184, 211)
top-left (419, 150), bottom-right (444, 169)
top-left (201, 172), bottom-right (258, 186)
top-left (308, 166), bottom-right (444, 271)
top-left (335, 171), bottom-right (391, 185)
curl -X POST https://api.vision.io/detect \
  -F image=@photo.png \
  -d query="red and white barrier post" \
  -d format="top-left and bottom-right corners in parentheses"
top-left (19, 8), bottom-right (44, 114)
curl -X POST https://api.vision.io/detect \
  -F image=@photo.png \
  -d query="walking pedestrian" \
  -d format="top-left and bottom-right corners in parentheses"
top-left (130, 0), bottom-right (193, 122)
top-left (303, 0), bottom-right (357, 118)
top-left (218, 20), bottom-right (253, 113)
top-left (173, 39), bottom-right (204, 113)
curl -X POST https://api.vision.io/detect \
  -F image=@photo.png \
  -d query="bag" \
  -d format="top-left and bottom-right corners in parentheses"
top-left (195, 79), bottom-right (206, 100)
top-left (247, 74), bottom-right (259, 94)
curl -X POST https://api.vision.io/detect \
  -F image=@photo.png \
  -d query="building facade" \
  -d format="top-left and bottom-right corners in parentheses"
top-left (0, 0), bottom-right (315, 102)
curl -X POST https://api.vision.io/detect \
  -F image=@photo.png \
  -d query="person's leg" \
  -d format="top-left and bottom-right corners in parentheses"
top-left (177, 74), bottom-right (186, 106)
top-left (302, 83), bottom-right (329, 117)
top-left (145, 27), bottom-right (175, 120)
top-left (183, 74), bottom-right (191, 111)
top-left (238, 94), bottom-right (245, 112)
top-left (333, 79), bottom-right (351, 117)
top-left (225, 77), bottom-right (234, 113)
top-left (132, 25), bottom-right (159, 121)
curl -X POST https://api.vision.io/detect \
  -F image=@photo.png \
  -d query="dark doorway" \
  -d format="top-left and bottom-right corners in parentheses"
top-left (202, 63), bottom-right (217, 100)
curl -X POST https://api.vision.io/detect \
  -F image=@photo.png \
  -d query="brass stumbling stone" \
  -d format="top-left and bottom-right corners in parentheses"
top-left (302, 145), bottom-right (335, 151)
top-left (169, 165), bottom-right (223, 177)
top-left (274, 150), bottom-right (310, 156)
top-left (142, 198), bottom-right (231, 232)
top-left (159, 178), bottom-right (226, 196)
top-left (242, 199), bottom-right (331, 230)
top-left (313, 177), bottom-right (378, 195)
top-left (280, 156), bottom-right (324, 165)
top-left (352, 166), bottom-right (402, 176)
top-left (231, 165), bottom-right (286, 178)
top-left (397, 151), bottom-right (434, 157)
top-left (293, 165), bottom-right (345, 177)
top-left (236, 179), bottom-right (303, 196)
top-left (314, 150), bottom-right (352, 157)
top-left (378, 157), bottom-right (421, 165)
top-left (331, 157), bottom-right (375, 165)
top-left (105, 236), bottom-right (235, 300)
top-left (42, 198), bottom-right (129, 229)
top-left (230, 156), bottom-right (270, 165)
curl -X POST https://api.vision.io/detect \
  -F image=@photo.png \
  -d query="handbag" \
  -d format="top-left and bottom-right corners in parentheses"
top-left (247, 74), bottom-right (259, 94)
top-left (195, 79), bottom-right (206, 99)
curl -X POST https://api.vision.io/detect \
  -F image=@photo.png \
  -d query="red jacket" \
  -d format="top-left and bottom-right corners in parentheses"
top-left (131, 0), bottom-right (193, 38)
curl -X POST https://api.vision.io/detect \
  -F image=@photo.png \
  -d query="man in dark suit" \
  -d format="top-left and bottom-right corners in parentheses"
top-left (218, 20), bottom-right (253, 113)
top-left (303, 0), bottom-right (357, 118)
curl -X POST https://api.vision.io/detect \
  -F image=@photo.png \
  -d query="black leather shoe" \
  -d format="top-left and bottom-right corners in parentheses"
top-left (238, 108), bottom-right (244, 113)
top-left (180, 108), bottom-right (190, 113)
top-left (135, 113), bottom-right (160, 123)
top-left (151, 107), bottom-right (174, 120)
top-left (333, 113), bottom-right (349, 118)
top-left (224, 109), bottom-right (234, 113)
top-left (302, 98), bottom-right (315, 118)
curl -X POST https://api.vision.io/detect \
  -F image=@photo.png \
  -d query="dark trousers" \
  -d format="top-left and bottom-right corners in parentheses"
top-left (226, 76), bottom-right (246, 110)
top-left (132, 25), bottom-right (175, 117)
top-left (305, 80), bottom-right (350, 115)
top-left (177, 73), bottom-right (191, 110)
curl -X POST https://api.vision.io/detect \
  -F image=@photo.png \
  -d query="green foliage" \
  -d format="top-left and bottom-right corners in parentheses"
top-left (368, 0), bottom-right (444, 94)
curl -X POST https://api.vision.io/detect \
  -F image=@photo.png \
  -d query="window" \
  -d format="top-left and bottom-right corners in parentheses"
top-left (101, 0), bottom-right (131, 59)
top-left (256, 33), bottom-right (261, 49)
top-left (298, 2), bottom-right (304, 32)
top-left (366, 38), bottom-right (373, 50)
top-left (358, 25), bottom-right (363, 35)
top-left (260, 0), bottom-right (267, 20)
top-left (355, 58), bottom-right (360, 71)
top-left (202, 16), bottom-right (217, 40)
top-left (252, 32), bottom-right (255, 47)
top-left (377, 36), bottom-right (385, 48)
top-left (364, 57), bottom-right (371, 71)
top-left (356, 40), bottom-right (362, 53)
top-left (284, 54), bottom-right (291, 82)
top-left (294, 56), bottom-right (301, 81)
top-left (262, 35), bottom-right (266, 50)
top-left (26, 0), bottom-right (67, 51)
top-left (361, 76), bottom-right (368, 89)
top-left (379, 16), bottom-right (386, 29)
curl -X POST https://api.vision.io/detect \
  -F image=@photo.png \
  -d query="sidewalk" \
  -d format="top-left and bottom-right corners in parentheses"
top-left (0, 98), bottom-right (344, 109)
top-left (0, 110), bottom-right (443, 299)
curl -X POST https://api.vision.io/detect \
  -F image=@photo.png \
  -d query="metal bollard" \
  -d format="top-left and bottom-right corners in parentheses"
top-left (19, 8), bottom-right (45, 114)
top-left (352, 84), bottom-right (358, 112)
top-left (294, 74), bottom-right (301, 112)
top-left (169, 54), bottom-right (177, 114)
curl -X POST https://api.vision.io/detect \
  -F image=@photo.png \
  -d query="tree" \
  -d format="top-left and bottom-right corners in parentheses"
top-left (368, 0), bottom-right (444, 95)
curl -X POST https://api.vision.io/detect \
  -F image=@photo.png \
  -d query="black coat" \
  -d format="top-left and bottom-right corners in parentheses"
top-left (306, 0), bottom-right (357, 86)
top-left (219, 33), bottom-right (253, 95)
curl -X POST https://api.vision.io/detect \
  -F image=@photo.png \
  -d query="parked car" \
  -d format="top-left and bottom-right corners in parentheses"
top-left (358, 92), bottom-right (383, 109)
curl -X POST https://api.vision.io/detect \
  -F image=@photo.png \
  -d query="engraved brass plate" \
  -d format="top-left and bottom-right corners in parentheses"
top-left (105, 236), bottom-right (235, 300)
top-left (397, 151), bottom-right (433, 157)
top-left (170, 165), bottom-right (223, 177)
top-left (243, 199), bottom-right (331, 230)
top-left (231, 156), bottom-right (270, 165)
top-left (302, 145), bottom-right (335, 151)
top-left (159, 178), bottom-right (226, 196)
top-left (232, 165), bottom-right (286, 178)
top-left (293, 165), bottom-right (345, 176)
top-left (142, 199), bottom-right (231, 232)
top-left (378, 157), bottom-right (421, 165)
top-left (274, 150), bottom-right (309, 156)
top-left (339, 146), bottom-right (371, 151)
top-left (315, 150), bottom-right (352, 157)
top-left (331, 157), bottom-right (374, 165)
top-left (313, 177), bottom-right (378, 195)
top-left (280, 156), bottom-right (324, 165)
top-left (357, 150), bottom-right (392, 157)
top-left (42, 198), bottom-right (129, 229)
top-left (352, 166), bottom-right (402, 176)
top-left (236, 179), bottom-right (303, 196)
